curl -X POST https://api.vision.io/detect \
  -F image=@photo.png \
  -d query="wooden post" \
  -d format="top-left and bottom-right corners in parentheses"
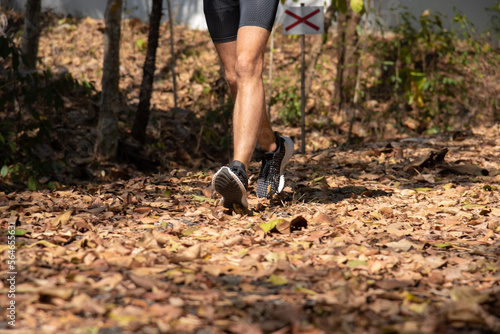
top-left (166, 0), bottom-right (178, 109)
top-left (300, 3), bottom-right (306, 154)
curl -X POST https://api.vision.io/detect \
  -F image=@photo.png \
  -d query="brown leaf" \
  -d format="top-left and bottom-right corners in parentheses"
top-left (374, 280), bottom-right (415, 290)
top-left (229, 322), bottom-right (264, 334)
top-left (487, 219), bottom-right (500, 232)
top-left (404, 148), bottom-right (448, 173)
top-left (51, 210), bottom-right (72, 228)
top-left (385, 238), bottom-right (416, 252)
top-left (170, 244), bottom-right (202, 263)
top-left (440, 163), bottom-right (489, 176)
top-left (446, 302), bottom-right (500, 331)
top-left (427, 270), bottom-right (445, 284)
top-left (290, 215), bottom-right (308, 231)
top-left (87, 205), bottom-right (107, 214)
top-left (93, 273), bottom-right (123, 290)
top-left (70, 293), bottom-right (106, 315)
top-left (39, 288), bottom-right (74, 301)
top-left (312, 212), bottom-right (335, 224)
top-left (368, 298), bottom-right (400, 316)
top-left (378, 207), bottom-right (394, 218)
top-left (305, 229), bottom-right (334, 242)
top-left (129, 273), bottom-right (158, 291)
top-left (276, 220), bottom-right (291, 235)
top-left (134, 206), bottom-right (152, 214)
top-left (450, 287), bottom-right (491, 304)
top-left (137, 231), bottom-right (162, 249)
top-left (73, 218), bottom-right (92, 232)
top-left (222, 235), bottom-right (243, 247)
top-left (149, 304), bottom-right (183, 321)
top-left (202, 264), bottom-right (221, 276)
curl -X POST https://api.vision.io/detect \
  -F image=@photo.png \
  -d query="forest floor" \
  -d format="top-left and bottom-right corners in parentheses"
top-left (1, 12), bottom-right (500, 334)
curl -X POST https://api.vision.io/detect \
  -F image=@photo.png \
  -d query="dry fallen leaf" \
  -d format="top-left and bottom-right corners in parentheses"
top-left (170, 244), bottom-right (202, 263)
top-left (2, 13), bottom-right (499, 334)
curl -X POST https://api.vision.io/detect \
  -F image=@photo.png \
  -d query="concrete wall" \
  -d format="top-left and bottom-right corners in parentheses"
top-left (4, 0), bottom-right (498, 35)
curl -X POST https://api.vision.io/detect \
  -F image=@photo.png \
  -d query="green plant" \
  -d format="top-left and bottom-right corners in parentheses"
top-left (135, 37), bottom-right (147, 54)
top-left (201, 99), bottom-right (234, 150)
top-left (273, 85), bottom-right (301, 126)
top-left (270, 75), bottom-right (302, 126)
top-left (485, 3), bottom-right (500, 44)
top-left (364, 7), bottom-right (497, 134)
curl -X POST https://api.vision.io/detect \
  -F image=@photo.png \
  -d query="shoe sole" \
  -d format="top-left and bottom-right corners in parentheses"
top-left (212, 167), bottom-right (248, 209)
top-left (277, 136), bottom-right (294, 193)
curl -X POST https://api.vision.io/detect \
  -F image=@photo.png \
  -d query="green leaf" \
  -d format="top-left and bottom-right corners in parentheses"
top-left (295, 287), bottom-right (318, 295)
top-left (14, 229), bottom-right (30, 236)
top-left (463, 204), bottom-right (486, 210)
top-left (260, 219), bottom-right (283, 233)
top-left (8, 140), bottom-right (16, 153)
top-left (1, 165), bottom-right (8, 178)
top-left (408, 302), bottom-right (429, 314)
top-left (350, 0), bottom-right (365, 13)
top-left (269, 274), bottom-right (288, 286)
top-left (335, 0), bottom-right (348, 13)
top-left (181, 227), bottom-right (199, 236)
top-left (265, 252), bottom-right (279, 263)
top-left (193, 195), bottom-right (213, 202)
top-left (347, 260), bottom-right (368, 267)
top-left (415, 188), bottom-right (433, 192)
top-left (313, 176), bottom-right (326, 183)
top-left (28, 240), bottom-right (58, 248)
top-left (434, 243), bottom-right (452, 249)
top-left (28, 177), bottom-right (38, 191)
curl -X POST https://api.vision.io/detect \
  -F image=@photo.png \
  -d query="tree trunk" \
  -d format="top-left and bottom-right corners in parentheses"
top-left (131, 0), bottom-right (163, 144)
top-left (334, 6), bottom-right (362, 106)
top-left (21, 0), bottom-right (41, 70)
top-left (94, 0), bottom-right (123, 161)
top-left (353, 0), bottom-right (371, 105)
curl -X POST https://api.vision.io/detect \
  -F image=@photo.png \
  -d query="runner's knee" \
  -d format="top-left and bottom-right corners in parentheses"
top-left (235, 55), bottom-right (262, 81)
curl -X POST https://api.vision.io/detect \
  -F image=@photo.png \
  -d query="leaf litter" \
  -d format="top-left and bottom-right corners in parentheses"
top-left (1, 125), bottom-right (499, 334)
top-left (0, 12), bottom-right (500, 334)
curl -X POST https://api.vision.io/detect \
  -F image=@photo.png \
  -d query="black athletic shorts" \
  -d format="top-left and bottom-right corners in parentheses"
top-left (203, 0), bottom-right (280, 43)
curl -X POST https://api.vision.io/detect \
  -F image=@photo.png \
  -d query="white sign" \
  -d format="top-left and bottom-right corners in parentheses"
top-left (283, 6), bottom-right (324, 35)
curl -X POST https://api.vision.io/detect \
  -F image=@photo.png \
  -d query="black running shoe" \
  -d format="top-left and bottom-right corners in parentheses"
top-left (212, 160), bottom-right (249, 209)
top-left (256, 133), bottom-right (294, 199)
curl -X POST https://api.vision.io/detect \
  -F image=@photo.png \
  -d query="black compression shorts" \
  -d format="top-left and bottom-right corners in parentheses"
top-left (203, 0), bottom-right (280, 43)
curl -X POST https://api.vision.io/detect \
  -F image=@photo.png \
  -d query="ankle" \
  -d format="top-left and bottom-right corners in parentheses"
top-left (259, 131), bottom-right (278, 153)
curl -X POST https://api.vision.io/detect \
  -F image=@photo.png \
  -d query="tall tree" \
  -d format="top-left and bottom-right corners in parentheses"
top-left (334, 2), bottom-right (362, 106)
top-left (131, 0), bottom-right (163, 144)
top-left (21, 0), bottom-right (41, 70)
top-left (94, 0), bottom-right (123, 161)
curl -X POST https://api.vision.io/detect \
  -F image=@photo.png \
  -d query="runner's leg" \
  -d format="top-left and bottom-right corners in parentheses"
top-left (206, 0), bottom-right (279, 169)
top-left (231, 26), bottom-right (275, 169)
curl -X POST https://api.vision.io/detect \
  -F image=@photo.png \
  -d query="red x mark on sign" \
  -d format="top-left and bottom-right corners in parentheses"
top-left (285, 8), bottom-right (321, 31)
